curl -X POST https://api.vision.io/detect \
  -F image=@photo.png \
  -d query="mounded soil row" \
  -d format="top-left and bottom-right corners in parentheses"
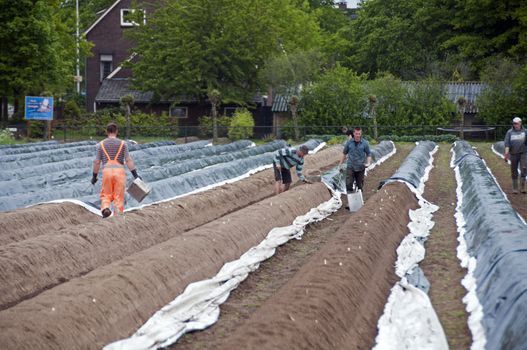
top-left (214, 181), bottom-right (418, 350)
top-left (174, 143), bottom-right (415, 350)
top-left (0, 203), bottom-right (99, 246)
top-left (0, 146), bottom-right (342, 310)
top-left (0, 182), bottom-right (334, 349)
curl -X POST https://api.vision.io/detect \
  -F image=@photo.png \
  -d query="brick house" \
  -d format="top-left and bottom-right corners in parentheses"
top-left (83, 0), bottom-right (272, 134)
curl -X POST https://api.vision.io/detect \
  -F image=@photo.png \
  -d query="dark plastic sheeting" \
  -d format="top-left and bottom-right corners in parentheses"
top-left (0, 140), bottom-right (59, 153)
top-left (0, 140), bottom-right (285, 198)
top-left (0, 140), bottom-right (211, 181)
top-left (380, 141), bottom-right (436, 190)
top-left (0, 140), bottom-right (179, 167)
top-left (0, 139), bottom-right (318, 212)
top-left (493, 141), bottom-right (505, 155)
top-left (0, 140), bottom-right (95, 155)
top-left (453, 140), bottom-right (527, 350)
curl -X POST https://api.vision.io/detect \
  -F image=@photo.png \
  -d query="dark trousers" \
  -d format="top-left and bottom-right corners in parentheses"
top-left (510, 153), bottom-right (527, 180)
top-left (346, 168), bottom-right (365, 193)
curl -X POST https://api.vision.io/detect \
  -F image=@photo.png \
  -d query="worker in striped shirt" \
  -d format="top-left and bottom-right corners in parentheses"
top-left (91, 123), bottom-right (140, 218)
top-left (273, 145), bottom-right (310, 195)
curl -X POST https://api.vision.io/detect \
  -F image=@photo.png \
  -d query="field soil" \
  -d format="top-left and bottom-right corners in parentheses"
top-left (175, 143), bottom-right (415, 349)
top-left (420, 144), bottom-right (471, 349)
top-left (0, 148), bottom-right (343, 349)
top-left (213, 181), bottom-right (418, 350)
top-left (0, 147), bottom-right (342, 311)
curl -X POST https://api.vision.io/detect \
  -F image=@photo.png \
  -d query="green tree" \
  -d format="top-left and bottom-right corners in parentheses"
top-left (128, 0), bottom-right (320, 141)
top-left (300, 65), bottom-right (367, 133)
top-left (346, 0), bottom-right (450, 79)
top-left (0, 0), bottom-right (90, 118)
top-left (478, 60), bottom-right (527, 124)
top-left (443, 0), bottom-right (527, 76)
top-left (228, 108), bottom-right (254, 140)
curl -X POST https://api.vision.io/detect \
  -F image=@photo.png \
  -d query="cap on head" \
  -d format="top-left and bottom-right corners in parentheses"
top-left (513, 117), bottom-right (522, 124)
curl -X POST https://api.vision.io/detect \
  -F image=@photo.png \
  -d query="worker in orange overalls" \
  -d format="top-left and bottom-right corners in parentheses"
top-left (91, 123), bottom-right (140, 218)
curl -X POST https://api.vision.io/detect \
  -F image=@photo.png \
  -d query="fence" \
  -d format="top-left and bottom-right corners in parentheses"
top-left (3, 121), bottom-right (510, 143)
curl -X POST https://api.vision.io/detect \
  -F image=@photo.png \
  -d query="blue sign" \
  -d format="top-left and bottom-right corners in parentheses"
top-left (25, 96), bottom-right (54, 120)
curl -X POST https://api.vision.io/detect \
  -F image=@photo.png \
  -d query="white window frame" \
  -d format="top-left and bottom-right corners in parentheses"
top-left (169, 106), bottom-right (188, 119)
top-left (120, 9), bottom-right (146, 27)
top-left (100, 54), bottom-right (113, 82)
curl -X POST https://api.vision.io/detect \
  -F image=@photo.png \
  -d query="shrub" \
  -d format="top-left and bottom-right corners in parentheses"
top-left (199, 115), bottom-right (231, 137)
top-left (27, 121), bottom-right (47, 138)
top-left (63, 100), bottom-right (81, 119)
top-left (0, 129), bottom-right (15, 144)
top-left (228, 108), bottom-right (254, 140)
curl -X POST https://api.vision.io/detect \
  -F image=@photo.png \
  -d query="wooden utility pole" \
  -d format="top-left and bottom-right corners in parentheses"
top-left (457, 96), bottom-right (466, 140)
top-left (289, 95), bottom-right (300, 140)
top-left (369, 94), bottom-right (378, 140)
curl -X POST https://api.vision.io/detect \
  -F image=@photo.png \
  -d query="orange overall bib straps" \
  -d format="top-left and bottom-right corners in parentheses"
top-left (101, 140), bottom-right (126, 168)
top-left (100, 140), bottom-right (127, 214)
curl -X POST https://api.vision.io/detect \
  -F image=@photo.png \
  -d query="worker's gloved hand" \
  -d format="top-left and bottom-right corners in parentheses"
top-left (91, 173), bottom-right (98, 185)
top-left (339, 163), bottom-right (346, 172)
top-left (131, 169), bottom-right (141, 180)
top-left (504, 153), bottom-right (510, 162)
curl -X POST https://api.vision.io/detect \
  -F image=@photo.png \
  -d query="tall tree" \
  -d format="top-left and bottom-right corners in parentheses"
top-left (128, 0), bottom-right (321, 140)
top-left (346, 0), bottom-right (450, 79)
top-left (444, 0), bottom-right (527, 75)
top-left (0, 0), bottom-right (88, 118)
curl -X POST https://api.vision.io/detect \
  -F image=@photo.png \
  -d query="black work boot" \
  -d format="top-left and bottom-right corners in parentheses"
top-left (101, 208), bottom-right (112, 218)
top-left (513, 179), bottom-right (519, 194)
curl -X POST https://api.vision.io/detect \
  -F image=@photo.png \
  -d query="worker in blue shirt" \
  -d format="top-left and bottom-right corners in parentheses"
top-left (338, 127), bottom-right (372, 193)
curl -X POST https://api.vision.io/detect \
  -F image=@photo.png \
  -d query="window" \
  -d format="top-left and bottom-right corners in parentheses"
top-left (121, 9), bottom-right (146, 27)
top-left (170, 106), bottom-right (188, 118)
top-left (224, 107), bottom-right (237, 117)
top-left (100, 54), bottom-right (113, 81)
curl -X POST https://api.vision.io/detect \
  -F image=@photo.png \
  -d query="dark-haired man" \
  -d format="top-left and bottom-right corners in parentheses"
top-left (91, 123), bottom-right (140, 217)
top-left (339, 127), bottom-right (371, 193)
top-left (273, 145), bottom-right (310, 195)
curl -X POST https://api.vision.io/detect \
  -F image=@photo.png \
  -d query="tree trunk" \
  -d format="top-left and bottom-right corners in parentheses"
top-left (2, 96), bottom-right (7, 123)
top-left (211, 101), bottom-right (218, 142)
top-left (371, 104), bottom-right (378, 140)
top-left (459, 111), bottom-right (464, 140)
top-left (13, 96), bottom-right (19, 116)
top-left (125, 104), bottom-right (131, 140)
top-left (291, 104), bottom-right (300, 140)
top-left (0, 96), bottom-right (3, 125)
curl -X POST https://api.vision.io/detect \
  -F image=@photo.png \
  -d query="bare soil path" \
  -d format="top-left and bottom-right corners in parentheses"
top-left (420, 144), bottom-right (471, 350)
top-left (174, 143), bottom-right (415, 349)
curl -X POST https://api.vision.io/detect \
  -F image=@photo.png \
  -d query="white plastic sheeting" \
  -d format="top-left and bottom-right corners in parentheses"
top-left (374, 281), bottom-right (448, 350)
top-left (374, 144), bottom-right (448, 350)
top-left (104, 143), bottom-right (397, 350)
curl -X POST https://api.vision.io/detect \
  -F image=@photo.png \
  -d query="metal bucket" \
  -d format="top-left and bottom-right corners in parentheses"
top-left (127, 178), bottom-right (151, 203)
top-left (347, 190), bottom-right (363, 212)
